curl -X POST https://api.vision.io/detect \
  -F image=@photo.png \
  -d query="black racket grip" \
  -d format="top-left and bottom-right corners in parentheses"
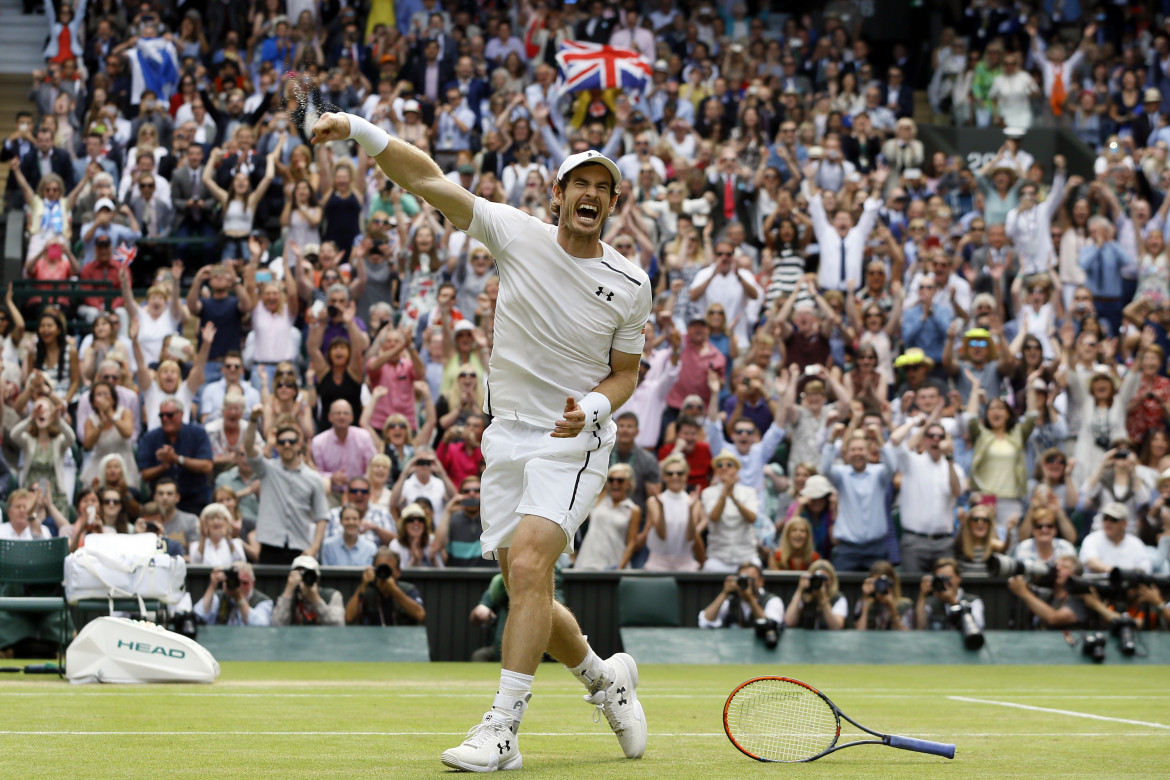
top-left (886, 735), bottom-right (956, 759)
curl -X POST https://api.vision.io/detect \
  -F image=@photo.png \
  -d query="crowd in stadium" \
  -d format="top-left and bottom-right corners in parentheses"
top-left (0, 1), bottom-right (1169, 637)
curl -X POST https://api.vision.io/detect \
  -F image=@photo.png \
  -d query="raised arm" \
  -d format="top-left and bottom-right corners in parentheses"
top-left (312, 113), bottom-right (474, 231)
top-left (201, 148), bottom-right (229, 203)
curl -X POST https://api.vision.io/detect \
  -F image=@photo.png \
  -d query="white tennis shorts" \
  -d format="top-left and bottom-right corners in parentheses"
top-left (479, 417), bottom-right (616, 559)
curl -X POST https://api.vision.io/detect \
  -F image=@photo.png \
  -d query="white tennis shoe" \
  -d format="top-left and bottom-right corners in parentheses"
top-left (585, 652), bottom-right (647, 759)
top-left (440, 712), bottom-right (522, 772)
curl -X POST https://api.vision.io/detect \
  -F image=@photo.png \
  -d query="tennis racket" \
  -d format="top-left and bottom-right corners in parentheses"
top-left (723, 676), bottom-right (955, 763)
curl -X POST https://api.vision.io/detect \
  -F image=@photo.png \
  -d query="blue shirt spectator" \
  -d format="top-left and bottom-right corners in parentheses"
top-left (137, 397), bottom-right (215, 516)
top-left (901, 289), bottom-right (954, 365)
top-left (322, 534), bottom-right (378, 567)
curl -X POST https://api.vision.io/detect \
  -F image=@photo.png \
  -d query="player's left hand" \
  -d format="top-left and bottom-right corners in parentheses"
top-left (311, 112), bottom-right (351, 145)
top-left (552, 396), bottom-right (585, 438)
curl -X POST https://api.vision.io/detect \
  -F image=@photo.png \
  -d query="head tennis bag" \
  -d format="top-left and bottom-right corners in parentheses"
top-left (66, 616), bottom-right (220, 684)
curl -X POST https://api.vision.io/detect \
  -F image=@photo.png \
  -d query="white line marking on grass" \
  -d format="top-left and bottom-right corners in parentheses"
top-left (948, 696), bottom-right (1170, 730)
top-left (0, 730), bottom-right (1167, 738)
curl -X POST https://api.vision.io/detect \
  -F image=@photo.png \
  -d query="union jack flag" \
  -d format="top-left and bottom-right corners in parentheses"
top-left (115, 244), bottom-right (137, 267)
top-left (555, 40), bottom-right (652, 94)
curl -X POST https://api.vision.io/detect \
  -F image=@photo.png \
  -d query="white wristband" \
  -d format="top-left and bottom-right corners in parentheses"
top-left (346, 114), bottom-right (389, 156)
top-left (579, 392), bottom-right (612, 430)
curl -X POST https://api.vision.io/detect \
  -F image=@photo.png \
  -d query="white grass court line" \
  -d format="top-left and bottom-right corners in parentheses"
top-left (0, 730), bottom-right (1167, 739)
top-left (948, 696), bottom-right (1170, 730)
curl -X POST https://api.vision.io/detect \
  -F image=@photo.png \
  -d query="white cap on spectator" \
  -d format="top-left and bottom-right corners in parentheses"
top-left (291, 555), bottom-right (320, 572)
top-left (454, 320), bottom-right (475, 333)
top-left (1145, 88), bottom-right (1163, 104)
top-left (903, 168), bottom-right (923, 180)
top-left (801, 475), bottom-right (834, 500)
top-left (1101, 502), bottom-right (1129, 522)
top-left (654, 59), bottom-right (669, 72)
top-left (556, 149), bottom-right (622, 187)
top-left (846, 171), bottom-right (862, 184)
top-left (95, 197), bottom-right (115, 212)
top-left (402, 99), bottom-right (421, 114)
top-left (1003, 127), bottom-right (1026, 139)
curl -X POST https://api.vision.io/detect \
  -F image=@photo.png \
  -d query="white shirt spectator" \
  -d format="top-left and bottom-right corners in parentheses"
top-left (1079, 529), bottom-right (1152, 573)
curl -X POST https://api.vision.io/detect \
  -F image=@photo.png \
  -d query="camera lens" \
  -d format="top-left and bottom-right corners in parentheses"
top-left (299, 567), bottom-right (318, 588)
top-left (375, 563), bottom-right (393, 581)
top-left (225, 570), bottom-right (241, 590)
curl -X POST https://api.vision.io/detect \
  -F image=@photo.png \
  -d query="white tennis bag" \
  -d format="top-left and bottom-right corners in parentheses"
top-left (66, 616), bottom-right (220, 684)
top-left (64, 533), bottom-right (187, 606)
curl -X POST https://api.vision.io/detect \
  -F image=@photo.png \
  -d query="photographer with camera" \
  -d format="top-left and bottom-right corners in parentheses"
top-left (272, 555), bottom-right (345, 626)
top-left (699, 563), bottom-right (785, 643)
top-left (784, 560), bottom-right (847, 630)
top-left (345, 548), bottom-right (426, 626)
top-left (1006, 554), bottom-right (1089, 628)
top-left (915, 558), bottom-right (986, 632)
top-left (194, 561), bottom-right (273, 626)
top-left (855, 561), bottom-right (912, 630)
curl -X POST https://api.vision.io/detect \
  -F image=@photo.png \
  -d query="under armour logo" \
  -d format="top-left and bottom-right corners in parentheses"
top-left (596, 286), bottom-right (615, 302)
top-left (497, 739), bottom-right (510, 754)
top-left (617, 686), bottom-right (628, 706)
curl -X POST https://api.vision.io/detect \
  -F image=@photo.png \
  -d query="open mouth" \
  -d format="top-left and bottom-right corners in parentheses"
top-left (575, 202), bottom-right (600, 225)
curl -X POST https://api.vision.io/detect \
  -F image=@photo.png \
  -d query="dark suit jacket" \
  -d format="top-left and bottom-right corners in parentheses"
top-left (171, 163), bottom-right (214, 224)
top-left (703, 175), bottom-right (758, 241)
top-left (880, 83), bottom-right (915, 119)
top-left (404, 59), bottom-right (455, 105)
top-left (19, 148), bottom-right (76, 204)
top-left (575, 16), bottom-right (616, 44)
top-left (1132, 113), bottom-right (1162, 149)
top-left (130, 195), bottom-right (175, 238)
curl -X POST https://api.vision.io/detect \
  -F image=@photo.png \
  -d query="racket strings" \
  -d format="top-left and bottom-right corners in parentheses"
top-left (726, 681), bottom-right (838, 762)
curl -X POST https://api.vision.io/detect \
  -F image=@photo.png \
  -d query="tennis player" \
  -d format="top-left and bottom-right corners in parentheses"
top-left (311, 111), bottom-right (652, 771)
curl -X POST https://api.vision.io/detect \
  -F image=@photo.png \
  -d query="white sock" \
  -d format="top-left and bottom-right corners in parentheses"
top-left (492, 669), bottom-right (533, 726)
top-left (568, 648), bottom-right (613, 692)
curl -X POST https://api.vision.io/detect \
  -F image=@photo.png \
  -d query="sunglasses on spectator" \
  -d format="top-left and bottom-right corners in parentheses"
top-left (276, 437), bottom-right (299, 446)
top-left (1102, 515), bottom-right (1124, 523)
top-left (714, 251), bottom-right (733, 257)
top-left (347, 487), bottom-right (369, 494)
top-left (1045, 457), bottom-right (1066, 466)
top-left (102, 498), bottom-right (121, 505)
top-left (968, 339), bottom-right (988, 348)
top-left (715, 462), bottom-right (737, 469)
top-left (276, 380), bottom-right (297, 389)
top-left (370, 218), bottom-right (390, 224)
top-left (1024, 344), bottom-right (1042, 351)
top-left (159, 410), bottom-right (181, 419)
top-left (386, 422), bottom-right (408, 430)
top-left (1033, 523), bottom-right (1056, 530)
top-left (734, 428), bottom-right (755, 435)
top-left (224, 363), bottom-right (242, 370)
top-left (405, 516), bottom-right (425, 524)
top-left (459, 372), bottom-right (478, 378)
top-left (415, 460), bottom-right (433, 467)
top-left (924, 432), bottom-right (944, 440)
top-left (665, 470), bottom-right (687, 477)
top-left (471, 254), bottom-right (491, 261)
top-left (969, 515), bottom-right (991, 523)
top-left (464, 487), bottom-right (481, 494)
top-left (607, 477), bottom-right (627, 484)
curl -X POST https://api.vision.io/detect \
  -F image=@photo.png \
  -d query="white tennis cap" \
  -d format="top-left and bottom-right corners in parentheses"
top-left (556, 150), bottom-right (622, 187)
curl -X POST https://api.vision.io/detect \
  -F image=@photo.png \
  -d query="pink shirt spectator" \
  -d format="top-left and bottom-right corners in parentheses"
top-left (665, 334), bottom-right (726, 410)
top-left (311, 426), bottom-right (378, 492)
top-left (437, 441), bottom-right (484, 487)
top-left (251, 302), bottom-right (297, 363)
top-left (368, 357), bottom-right (419, 430)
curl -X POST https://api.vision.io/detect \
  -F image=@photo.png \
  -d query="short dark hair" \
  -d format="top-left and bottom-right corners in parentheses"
top-left (615, 411), bottom-right (639, 426)
top-left (275, 424), bottom-right (301, 442)
top-left (154, 477), bottom-right (178, 493)
top-left (676, 414), bottom-right (700, 430)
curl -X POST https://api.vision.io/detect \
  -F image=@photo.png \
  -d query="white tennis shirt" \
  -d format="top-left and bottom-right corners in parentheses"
top-left (465, 197), bottom-right (652, 430)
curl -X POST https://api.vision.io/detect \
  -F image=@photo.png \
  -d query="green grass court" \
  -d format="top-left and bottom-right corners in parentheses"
top-left (1, 663), bottom-right (1167, 778)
